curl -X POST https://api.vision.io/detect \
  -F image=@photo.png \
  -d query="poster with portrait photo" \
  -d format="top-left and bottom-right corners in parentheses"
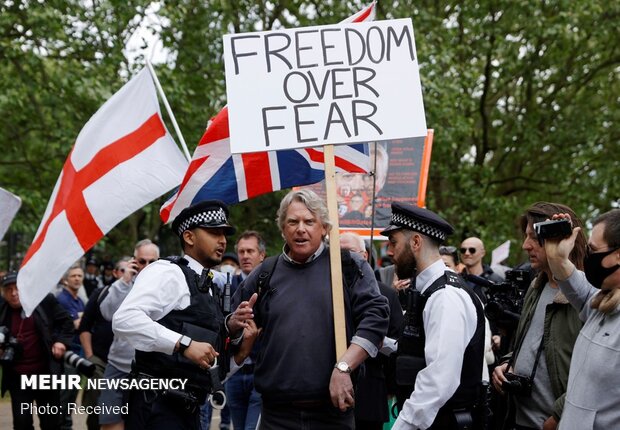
top-left (302, 131), bottom-right (433, 238)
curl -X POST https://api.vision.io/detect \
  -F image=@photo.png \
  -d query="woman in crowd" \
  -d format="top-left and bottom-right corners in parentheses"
top-left (545, 209), bottom-right (619, 430)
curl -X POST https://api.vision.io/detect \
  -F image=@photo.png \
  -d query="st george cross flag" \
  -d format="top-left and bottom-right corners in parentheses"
top-left (18, 68), bottom-right (188, 316)
top-left (160, 2), bottom-right (376, 224)
top-left (0, 187), bottom-right (21, 242)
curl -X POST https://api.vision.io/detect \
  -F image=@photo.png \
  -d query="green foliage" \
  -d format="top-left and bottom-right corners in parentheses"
top-left (0, 0), bottom-right (618, 268)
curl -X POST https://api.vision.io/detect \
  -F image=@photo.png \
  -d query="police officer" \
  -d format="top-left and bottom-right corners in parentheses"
top-left (381, 203), bottom-right (485, 430)
top-left (112, 200), bottom-right (258, 430)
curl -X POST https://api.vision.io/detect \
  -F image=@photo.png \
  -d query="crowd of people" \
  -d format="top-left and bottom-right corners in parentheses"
top-left (0, 193), bottom-right (618, 430)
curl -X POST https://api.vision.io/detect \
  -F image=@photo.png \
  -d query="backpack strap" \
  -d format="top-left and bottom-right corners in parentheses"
top-left (256, 255), bottom-right (279, 298)
top-left (254, 250), bottom-right (361, 297)
top-left (251, 250), bottom-right (363, 327)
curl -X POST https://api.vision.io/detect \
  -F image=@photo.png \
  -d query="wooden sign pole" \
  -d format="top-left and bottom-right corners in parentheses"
top-left (323, 144), bottom-right (347, 359)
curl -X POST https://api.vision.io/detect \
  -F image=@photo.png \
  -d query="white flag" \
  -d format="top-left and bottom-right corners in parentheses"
top-left (18, 68), bottom-right (188, 315)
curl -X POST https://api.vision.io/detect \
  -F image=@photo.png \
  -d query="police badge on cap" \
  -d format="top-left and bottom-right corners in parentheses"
top-left (172, 200), bottom-right (236, 237)
top-left (380, 202), bottom-right (454, 243)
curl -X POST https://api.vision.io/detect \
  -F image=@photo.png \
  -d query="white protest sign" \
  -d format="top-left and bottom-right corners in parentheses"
top-left (491, 240), bottom-right (511, 267)
top-left (223, 18), bottom-right (427, 154)
top-left (0, 187), bottom-right (21, 242)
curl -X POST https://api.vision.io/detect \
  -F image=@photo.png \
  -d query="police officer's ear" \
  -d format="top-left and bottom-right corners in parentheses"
top-left (409, 232), bottom-right (424, 252)
top-left (182, 229), bottom-right (196, 249)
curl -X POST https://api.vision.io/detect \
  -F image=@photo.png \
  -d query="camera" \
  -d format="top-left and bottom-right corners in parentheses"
top-left (466, 270), bottom-right (530, 325)
top-left (534, 219), bottom-right (572, 245)
top-left (64, 351), bottom-right (96, 377)
top-left (0, 326), bottom-right (21, 364)
top-left (503, 372), bottom-right (533, 396)
top-left (484, 269), bottom-right (530, 324)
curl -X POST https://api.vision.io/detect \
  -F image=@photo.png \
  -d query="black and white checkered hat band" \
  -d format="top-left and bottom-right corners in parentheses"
top-left (391, 212), bottom-right (447, 242)
top-left (177, 208), bottom-right (228, 236)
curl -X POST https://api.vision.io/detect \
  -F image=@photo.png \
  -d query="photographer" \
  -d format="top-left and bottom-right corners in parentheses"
top-left (492, 202), bottom-right (586, 430)
top-left (0, 272), bottom-right (74, 430)
top-left (544, 209), bottom-right (620, 430)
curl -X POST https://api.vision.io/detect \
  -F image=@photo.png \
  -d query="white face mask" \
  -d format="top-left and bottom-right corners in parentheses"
top-left (218, 264), bottom-right (236, 275)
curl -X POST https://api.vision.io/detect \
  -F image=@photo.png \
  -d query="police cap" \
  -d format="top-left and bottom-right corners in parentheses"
top-left (380, 202), bottom-right (454, 243)
top-left (1, 272), bottom-right (18, 287)
top-left (172, 200), bottom-right (236, 237)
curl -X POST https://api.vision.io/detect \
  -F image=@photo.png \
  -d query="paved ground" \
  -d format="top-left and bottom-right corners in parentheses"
top-left (0, 392), bottom-right (87, 430)
top-left (0, 392), bottom-right (223, 429)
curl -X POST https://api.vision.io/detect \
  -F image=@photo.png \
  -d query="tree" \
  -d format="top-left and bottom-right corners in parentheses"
top-left (1, 0), bottom-right (617, 268)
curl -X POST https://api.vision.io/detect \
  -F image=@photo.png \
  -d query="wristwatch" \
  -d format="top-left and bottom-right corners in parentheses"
top-left (178, 335), bottom-right (192, 355)
top-left (334, 361), bottom-right (352, 374)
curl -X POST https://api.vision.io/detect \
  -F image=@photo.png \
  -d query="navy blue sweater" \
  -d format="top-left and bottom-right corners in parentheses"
top-left (233, 247), bottom-right (389, 402)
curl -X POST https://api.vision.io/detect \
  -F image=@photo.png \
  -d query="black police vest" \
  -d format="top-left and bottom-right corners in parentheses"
top-left (133, 257), bottom-right (227, 390)
top-left (399, 271), bottom-right (485, 408)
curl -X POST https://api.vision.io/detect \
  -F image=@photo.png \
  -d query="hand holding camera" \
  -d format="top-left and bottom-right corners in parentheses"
top-left (122, 258), bottom-right (140, 283)
top-left (502, 372), bottom-right (533, 396)
top-left (540, 214), bottom-right (583, 281)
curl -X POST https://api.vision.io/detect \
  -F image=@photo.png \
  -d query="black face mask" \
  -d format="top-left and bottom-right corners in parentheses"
top-left (584, 248), bottom-right (619, 289)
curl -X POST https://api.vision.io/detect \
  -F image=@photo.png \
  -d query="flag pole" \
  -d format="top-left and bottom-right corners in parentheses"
top-left (324, 144), bottom-right (347, 359)
top-left (146, 61), bottom-right (192, 162)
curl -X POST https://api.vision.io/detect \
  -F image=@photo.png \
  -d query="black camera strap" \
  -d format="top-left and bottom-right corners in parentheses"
top-left (508, 334), bottom-right (545, 383)
top-left (528, 336), bottom-right (545, 382)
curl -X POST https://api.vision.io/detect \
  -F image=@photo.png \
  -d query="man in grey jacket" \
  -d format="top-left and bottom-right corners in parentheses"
top-left (98, 239), bottom-right (159, 430)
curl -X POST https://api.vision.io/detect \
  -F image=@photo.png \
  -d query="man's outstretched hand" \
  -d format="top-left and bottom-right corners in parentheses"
top-left (227, 293), bottom-right (258, 336)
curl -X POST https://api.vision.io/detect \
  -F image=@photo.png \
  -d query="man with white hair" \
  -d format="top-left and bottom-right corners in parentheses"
top-left (231, 190), bottom-right (389, 429)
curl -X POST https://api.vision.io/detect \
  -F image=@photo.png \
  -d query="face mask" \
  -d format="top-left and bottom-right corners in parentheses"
top-left (218, 264), bottom-right (236, 275)
top-left (584, 248), bottom-right (619, 289)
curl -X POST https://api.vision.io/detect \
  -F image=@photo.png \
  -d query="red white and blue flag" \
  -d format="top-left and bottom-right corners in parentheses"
top-left (160, 2), bottom-right (376, 224)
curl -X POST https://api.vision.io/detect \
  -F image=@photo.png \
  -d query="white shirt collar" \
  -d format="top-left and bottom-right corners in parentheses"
top-left (282, 242), bottom-right (326, 264)
top-left (183, 254), bottom-right (205, 275)
top-left (183, 254), bottom-right (228, 289)
top-left (415, 258), bottom-right (449, 294)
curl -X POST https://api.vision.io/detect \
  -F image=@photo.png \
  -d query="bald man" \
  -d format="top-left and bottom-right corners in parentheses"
top-left (459, 237), bottom-right (504, 302)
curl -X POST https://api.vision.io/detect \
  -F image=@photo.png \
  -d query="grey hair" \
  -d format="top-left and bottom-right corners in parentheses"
top-left (276, 189), bottom-right (332, 234)
top-left (341, 231), bottom-right (365, 252)
top-left (134, 239), bottom-right (160, 257)
top-left (63, 263), bottom-right (83, 280)
top-left (235, 230), bottom-right (267, 253)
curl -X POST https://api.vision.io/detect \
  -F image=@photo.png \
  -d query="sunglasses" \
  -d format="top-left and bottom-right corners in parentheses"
top-left (137, 258), bottom-right (157, 265)
top-left (460, 247), bottom-right (477, 255)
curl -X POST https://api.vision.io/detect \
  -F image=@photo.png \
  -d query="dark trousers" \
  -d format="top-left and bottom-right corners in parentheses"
top-left (59, 363), bottom-right (79, 430)
top-left (225, 371), bottom-right (261, 430)
top-left (82, 355), bottom-right (107, 430)
top-left (9, 387), bottom-right (62, 430)
top-left (355, 420), bottom-right (384, 430)
top-left (125, 389), bottom-right (200, 430)
top-left (260, 403), bottom-right (354, 430)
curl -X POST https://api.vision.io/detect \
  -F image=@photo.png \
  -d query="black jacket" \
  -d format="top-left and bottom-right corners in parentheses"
top-left (355, 280), bottom-right (404, 422)
top-left (0, 294), bottom-right (74, 395)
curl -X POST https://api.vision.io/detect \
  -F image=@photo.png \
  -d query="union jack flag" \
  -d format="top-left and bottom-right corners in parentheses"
top-left (160, 2), bottom-right (376, 224)
top-left (160, 107), bottom-right (370, 223)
